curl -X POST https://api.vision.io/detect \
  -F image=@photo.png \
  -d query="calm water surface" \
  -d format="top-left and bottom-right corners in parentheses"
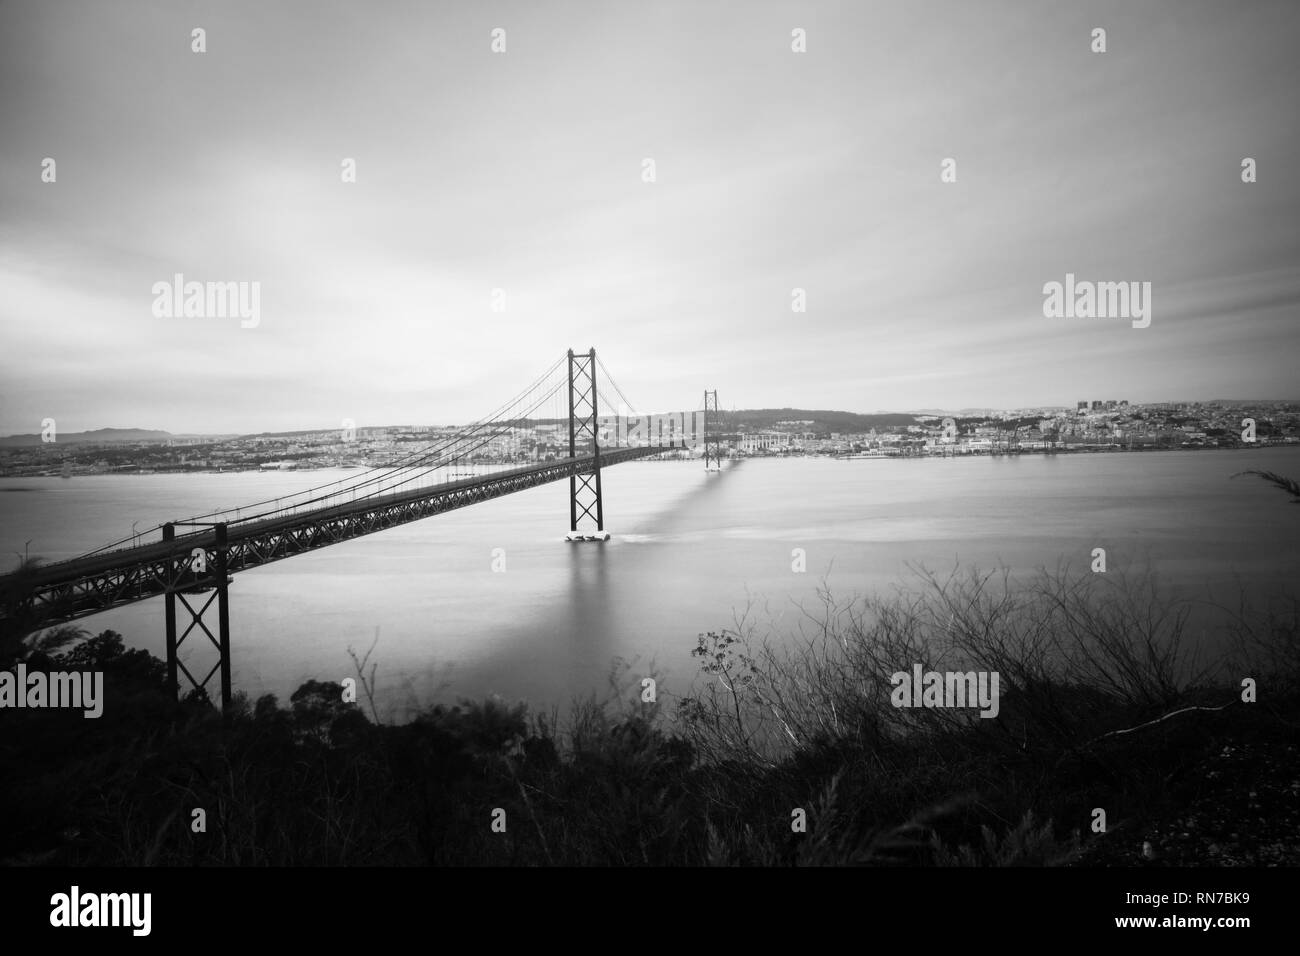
top-left (3, 448), bottom-right (1297, 717)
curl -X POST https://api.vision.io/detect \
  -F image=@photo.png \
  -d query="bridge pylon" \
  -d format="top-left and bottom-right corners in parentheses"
top-left (162, 521), bottom-right (233, 710)
top-left (566, 348), bottom-right (607, 541)
top-left (703, 389), bottom-right (723, 471)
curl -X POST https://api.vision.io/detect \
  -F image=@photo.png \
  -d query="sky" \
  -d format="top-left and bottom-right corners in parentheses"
top-left (1, 0), bottom-right (1298, 434)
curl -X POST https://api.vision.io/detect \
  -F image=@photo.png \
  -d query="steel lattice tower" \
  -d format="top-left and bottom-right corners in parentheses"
top-left (703, 389), bottom-right (723, 471)
top-left (567, 348), bottom-right (606, 538)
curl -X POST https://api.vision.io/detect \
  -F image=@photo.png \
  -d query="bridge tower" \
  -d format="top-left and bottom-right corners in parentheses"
top-left (703, 389), bottom-right (723, 471)
top-left (566, 347), bottom-right (607, 541)
top-left (162, 521), bottom-right (233, 710)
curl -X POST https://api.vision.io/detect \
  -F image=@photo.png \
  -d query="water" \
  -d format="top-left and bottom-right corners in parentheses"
top-left (3, 449), bottom-right (1298, 717)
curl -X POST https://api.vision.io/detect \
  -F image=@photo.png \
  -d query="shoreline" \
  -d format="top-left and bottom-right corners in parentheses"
top-left (1, 440), bottom-right (1296, 479)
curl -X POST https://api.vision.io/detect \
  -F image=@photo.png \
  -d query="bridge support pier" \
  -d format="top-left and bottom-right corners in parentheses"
top-left (162, 522), bottom-right (233, 710)
top-left (567, 347), bottom-right (605, 540)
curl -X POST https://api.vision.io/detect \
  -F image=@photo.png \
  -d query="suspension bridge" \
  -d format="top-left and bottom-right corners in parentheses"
top-left (0, 348), bottom-right (723, 708)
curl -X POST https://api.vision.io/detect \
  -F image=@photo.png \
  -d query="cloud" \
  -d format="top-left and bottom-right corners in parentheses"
top-left (2, 0), bottom-right (1298, 433)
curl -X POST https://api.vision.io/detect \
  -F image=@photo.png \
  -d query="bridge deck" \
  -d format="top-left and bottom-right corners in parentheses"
top-left (0, 446), bottom-right (663, 628)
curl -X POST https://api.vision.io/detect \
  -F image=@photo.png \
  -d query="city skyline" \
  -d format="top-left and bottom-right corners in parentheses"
top-left (3, 393), bottom-right (1295, 446)
top-left (3, 0), bottom-right (1299, 434)
top-left (3, 392), bottom-right (1298, 441)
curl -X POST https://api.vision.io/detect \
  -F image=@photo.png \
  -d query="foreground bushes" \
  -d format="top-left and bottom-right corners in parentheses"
top-left (1, 564), bottom-right (1296, 866)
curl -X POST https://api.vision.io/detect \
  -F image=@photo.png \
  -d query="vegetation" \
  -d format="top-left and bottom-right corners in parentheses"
top-left (1234, 469), bottom-right (1300, 503)
top-left (1, 557), bottom-right (1296, 866)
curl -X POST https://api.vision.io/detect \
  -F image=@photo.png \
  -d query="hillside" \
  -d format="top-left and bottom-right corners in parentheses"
top-left (0, 428), bottom-right (175, 447)
top-left (711, 408), bottom-right (920, 433)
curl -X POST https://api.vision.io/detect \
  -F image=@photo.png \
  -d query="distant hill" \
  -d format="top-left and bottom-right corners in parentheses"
top-left (1206, 399), bottom-right (1298, 405)
top-left (907, 408), bottom-right (1007, 418)
top-left (715, 408), bottom-right (920, 433)
top-left (0, 428), bottom-right (176, 447)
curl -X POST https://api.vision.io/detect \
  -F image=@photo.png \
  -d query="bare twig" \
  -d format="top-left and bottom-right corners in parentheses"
top-left (346, 627), bottom-right (382, 724)
top-left (1081, 701), bottom-right (1235, 749)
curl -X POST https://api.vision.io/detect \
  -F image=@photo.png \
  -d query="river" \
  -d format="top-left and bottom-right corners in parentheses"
top-left (3, 448), bottom-right (1297, 718)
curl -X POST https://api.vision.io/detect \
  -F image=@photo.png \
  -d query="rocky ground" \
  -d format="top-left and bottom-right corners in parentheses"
top-left (1075, 716), bottom-right (1300, 867)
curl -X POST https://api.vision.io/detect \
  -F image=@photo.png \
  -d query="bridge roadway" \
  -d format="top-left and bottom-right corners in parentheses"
top-left (0, 445), bottom-right (664, 630)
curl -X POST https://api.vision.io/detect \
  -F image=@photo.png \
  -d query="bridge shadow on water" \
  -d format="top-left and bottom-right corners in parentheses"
top-left (624, 458), bottom-right (744, 537)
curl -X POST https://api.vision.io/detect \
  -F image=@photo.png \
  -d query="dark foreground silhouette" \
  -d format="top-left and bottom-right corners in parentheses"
top-left (2, 558), bottom-right (1297, 866)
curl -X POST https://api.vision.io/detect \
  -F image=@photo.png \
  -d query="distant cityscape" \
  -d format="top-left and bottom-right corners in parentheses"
top-left (1, 398), bottom-right (1296, 478)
